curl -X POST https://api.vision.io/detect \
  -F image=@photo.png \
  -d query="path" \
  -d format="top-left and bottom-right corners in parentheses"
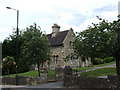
top-left (78, 64), bottom-right (116, 73)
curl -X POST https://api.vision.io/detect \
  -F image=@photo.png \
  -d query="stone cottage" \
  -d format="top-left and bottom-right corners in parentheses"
top-left (45, 24), bottom-right (92, 68)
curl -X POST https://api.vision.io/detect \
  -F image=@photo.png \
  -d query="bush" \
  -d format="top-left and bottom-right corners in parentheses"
top-left (104, 57), bottom-right (115, 63)
top-left (2, 56), bottom-right (16, 75)
top-left (92, 58), bottom-right (104, 65)
top-left (92, 57), bottom-right (115, 65)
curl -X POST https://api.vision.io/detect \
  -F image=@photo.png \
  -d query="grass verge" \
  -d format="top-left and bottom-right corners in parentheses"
top-left (74, 67), bottom-right (93, 71)
top-left (4, 70), bottom-right (55, 78)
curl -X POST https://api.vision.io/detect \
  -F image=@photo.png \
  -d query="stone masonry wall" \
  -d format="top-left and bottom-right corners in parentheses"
top-left (64, 75), bottom-right (120, 88)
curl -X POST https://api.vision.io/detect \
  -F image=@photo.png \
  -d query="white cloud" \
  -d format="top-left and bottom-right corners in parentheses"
top-left (100, 11), bottom-right (118, 21)
top-left (0, 0), bottom-right (119, 42)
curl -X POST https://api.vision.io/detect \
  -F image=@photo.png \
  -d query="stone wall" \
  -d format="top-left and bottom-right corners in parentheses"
top-left (64, 75), bottom-right (120, 89)
top-left (2, 75), bottom-right (63, 86)
top-left (2, 67), bottom-right (63, 85)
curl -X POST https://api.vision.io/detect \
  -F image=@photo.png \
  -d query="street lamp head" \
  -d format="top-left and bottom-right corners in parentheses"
top-left (6, 7), bottom-right (11, 9)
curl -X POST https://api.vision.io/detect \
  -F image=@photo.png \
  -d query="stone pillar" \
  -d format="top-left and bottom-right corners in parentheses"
top-left (55, 65), bottom-right (63, 80)
top-left (40, 68), bottom-right (48, 83)
top-left (63, 66), bottom-right (72, 76)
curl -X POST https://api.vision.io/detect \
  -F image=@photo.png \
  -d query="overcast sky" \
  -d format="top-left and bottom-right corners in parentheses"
top-left (0, 0), bottom-right (119, 42)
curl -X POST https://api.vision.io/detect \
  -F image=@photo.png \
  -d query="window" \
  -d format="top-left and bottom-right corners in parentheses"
top-left (53, 55), bottom-right (58, 64)
top-left (69, 41), bottom-right (73, 49)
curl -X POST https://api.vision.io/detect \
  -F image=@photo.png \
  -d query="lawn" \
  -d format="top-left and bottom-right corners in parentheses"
top-left (80, 67), bottom-right (116, 77)
top-left (4, 70), bottom-right (55, 78)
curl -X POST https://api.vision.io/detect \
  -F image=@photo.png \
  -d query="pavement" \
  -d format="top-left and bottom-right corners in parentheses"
top-left (0, 85), bottom-right (26, 89)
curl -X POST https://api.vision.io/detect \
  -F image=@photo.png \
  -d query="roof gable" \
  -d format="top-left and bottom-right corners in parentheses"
top-left (47, 30), bottom-right (69, 47)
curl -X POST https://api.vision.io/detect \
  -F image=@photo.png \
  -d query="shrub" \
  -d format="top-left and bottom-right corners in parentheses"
top-left (104, 57), bottom-right (115, 63)
top-left (2, 56), bottom-right (16, 75)
top-left (92, 58), bottom-right (104, 65)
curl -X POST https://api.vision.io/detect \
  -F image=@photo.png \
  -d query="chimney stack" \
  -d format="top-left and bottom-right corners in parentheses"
top-left (52, 24), bottom-right (60, 37)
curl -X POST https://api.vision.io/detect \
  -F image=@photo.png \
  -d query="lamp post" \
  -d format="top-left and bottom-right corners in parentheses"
top-left (6, 7), bottom-right (19, 85)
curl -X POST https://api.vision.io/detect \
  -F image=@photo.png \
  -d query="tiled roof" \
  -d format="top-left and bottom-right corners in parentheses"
top-left (47, 30), bottom-right (69, 47)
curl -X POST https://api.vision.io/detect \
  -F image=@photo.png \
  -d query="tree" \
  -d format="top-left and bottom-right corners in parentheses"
top-left (2, 56), bottom-right (15, 75)
top-left (73, 16), bottom-right (120, 76)
top-left (2, 30), bottom-right (23, 59)
top-left (2, 30), bottom-right (24, 74)
top-left (111, 17), bottom-right (120, 76)
top-left (21, 23), bottom-right (50, 77)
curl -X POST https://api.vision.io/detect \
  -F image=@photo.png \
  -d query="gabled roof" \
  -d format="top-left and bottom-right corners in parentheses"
top-left (47, 30), bottom-right (69, 47)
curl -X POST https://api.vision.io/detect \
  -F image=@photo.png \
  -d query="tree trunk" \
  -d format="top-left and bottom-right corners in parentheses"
top-left (7, 68), bottom-right (9, 76)
top-left (116, 58), bottom-right (120, 88)
top-left (115, 57), bottom-right (120, 76)
top-left (37, 63), bottom-right (40, 77)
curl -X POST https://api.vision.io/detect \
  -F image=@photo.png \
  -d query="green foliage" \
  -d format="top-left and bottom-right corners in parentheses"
top-left (92, 57), bottom-right (115, 65)
top-left (2, 29), bottom-right (25, 73)
top-left (73, 16), bottom-right (120, 75)
top-left (21, 23), bottom-right (50, 65)
top-left (80, 67), bottom-right (116, 77)
top-left (2, 30), bottom-right (23, 59)
top-left (92, 58), bottom-right (104, 65)
top-left (104, 57), bottom-right (115, 63)
top-left (2, 56), bottom-right (15, 75)
top-left (73, 17), bottom-right (115, 59)
top-left (20, 23), bottom-right (50, 77)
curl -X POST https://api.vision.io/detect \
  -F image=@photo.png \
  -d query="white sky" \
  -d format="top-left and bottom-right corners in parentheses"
top-left (0, 0), bottom-right (119, 42)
